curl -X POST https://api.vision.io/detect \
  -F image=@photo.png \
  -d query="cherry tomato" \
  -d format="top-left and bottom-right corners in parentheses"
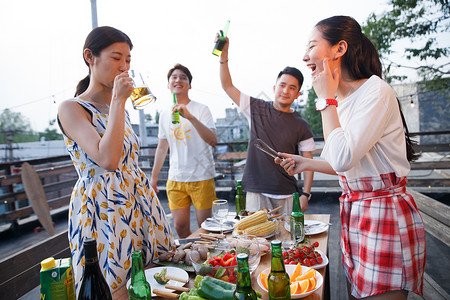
top-left (290, 261), bottom-right (297, 265)
top-left (317, 257), bottom-right (323, 264)
top-left (284, 259), bottom-right (291, 265)
top-left (313, 241), bottom-right (319, 248)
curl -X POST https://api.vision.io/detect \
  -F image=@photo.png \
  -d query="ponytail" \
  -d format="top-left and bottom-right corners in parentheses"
top-left (75, 75), bottom-right (90, 97)
top-left (397, 99), bottom-right (419, 162)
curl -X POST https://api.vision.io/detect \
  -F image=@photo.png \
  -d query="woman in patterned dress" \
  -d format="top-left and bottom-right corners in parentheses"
top-left (277, 16), bottom-right (425, 299)
top-left (58, 26), bottom-right (175, 293)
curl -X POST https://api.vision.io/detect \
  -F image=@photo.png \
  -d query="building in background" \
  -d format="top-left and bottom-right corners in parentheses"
top-left (393, 80), bottom-right (450, 144)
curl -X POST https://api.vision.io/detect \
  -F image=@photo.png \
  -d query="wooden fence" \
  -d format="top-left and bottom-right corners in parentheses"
top-left (0, 131), bottom-right (449, 233)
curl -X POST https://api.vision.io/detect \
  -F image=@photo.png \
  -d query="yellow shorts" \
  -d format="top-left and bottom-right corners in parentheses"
top-left (166, 179), bottom-right (217, 210)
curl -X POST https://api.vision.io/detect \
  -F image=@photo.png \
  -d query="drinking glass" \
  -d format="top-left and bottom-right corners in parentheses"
top-left (212, 199), bottom-right (229, 235)
top-left (129, 70), bottom-right (157, 109)
top-left (288, 215), bottom-right (305, 247)
top-left (272, 218), bottom-right (282, 240)
top-left (282, 217), bottom-right (296, 251)
top-left (235, 235), bottom-right (261, 274)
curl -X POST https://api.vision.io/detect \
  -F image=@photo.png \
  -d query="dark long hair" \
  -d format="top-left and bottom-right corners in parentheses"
top-left (316, 16), bottom-right (418, 161)
top-left (75, 26), bottom-right (133, 97)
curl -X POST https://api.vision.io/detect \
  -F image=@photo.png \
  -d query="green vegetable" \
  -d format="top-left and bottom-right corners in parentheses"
top-left (214, 268), bottom-right (226, 279)
top-left (179, 291), bottom-right (207, 300)
top-left (197, 275), bottom-right (236, 300)
top-left (180, 282), bottom-right (207, 300)
top-left (153, 267), bottom-right (169, 284)
top-left (194, 275), bottom-right (204, 288)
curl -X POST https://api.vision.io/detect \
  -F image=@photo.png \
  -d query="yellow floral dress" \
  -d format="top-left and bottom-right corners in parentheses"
top-left (63, 99), bottom-right (175, 292)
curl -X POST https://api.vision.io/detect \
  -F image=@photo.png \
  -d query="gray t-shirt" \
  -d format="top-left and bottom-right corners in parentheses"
top-left (240, 95), bottom-right (314, 195)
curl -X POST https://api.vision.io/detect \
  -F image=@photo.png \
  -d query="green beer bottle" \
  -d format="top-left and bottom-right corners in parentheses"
top-left (128, 251), bottom-right (152, 300)
top-left (233, 253), bottom-right (258, 300)
top-left (268, 240), bottom-right (290, 300)
top-left (172, 93), bottom-right (180, 124)
top-left (289, 192), bottom-right (305, 245)
top-left (212, 20), bottom-right (230, 56)
top-left (235, 180), bottom-right (246, 219)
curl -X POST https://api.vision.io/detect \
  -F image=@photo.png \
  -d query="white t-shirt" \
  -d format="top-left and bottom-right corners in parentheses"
top-left (158, 100), bottom-right (216, 182)
top-left (321, 75), bottom-right (410, 190)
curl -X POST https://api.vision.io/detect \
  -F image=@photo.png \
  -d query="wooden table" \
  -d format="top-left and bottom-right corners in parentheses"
top-left (113, 214), bottom-right (330, 300)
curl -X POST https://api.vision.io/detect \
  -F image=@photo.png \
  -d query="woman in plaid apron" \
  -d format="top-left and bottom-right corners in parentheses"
top-left (277, 16), bottom-right (425, 299)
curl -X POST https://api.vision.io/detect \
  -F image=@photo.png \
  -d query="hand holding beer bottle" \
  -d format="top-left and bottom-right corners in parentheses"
top-left (172, 93), bottom-right (180, 124)
top-left (212, 20), bottom-right (230, 56)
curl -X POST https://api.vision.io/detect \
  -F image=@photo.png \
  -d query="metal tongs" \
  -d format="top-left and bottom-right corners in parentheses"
top-left (254, 138), bottom-right (284, 161)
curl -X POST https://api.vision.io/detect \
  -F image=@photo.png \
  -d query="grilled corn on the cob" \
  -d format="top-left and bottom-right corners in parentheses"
top-left (235, 210), bottom-right (268, 231)
top-left (244, 220), bottom-right (276, 237)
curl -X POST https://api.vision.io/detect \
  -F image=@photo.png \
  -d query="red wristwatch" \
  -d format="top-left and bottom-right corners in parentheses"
top-left (315, 98), bottom-right (338, 111)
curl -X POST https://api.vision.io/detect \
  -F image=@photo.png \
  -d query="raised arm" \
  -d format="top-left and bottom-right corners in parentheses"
top-left (218, 36), bottom-right (241, 105)
top-left (58, 73), bottom-right (132, 171)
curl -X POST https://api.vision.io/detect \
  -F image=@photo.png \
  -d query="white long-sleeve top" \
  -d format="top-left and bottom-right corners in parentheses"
top-left (321, 75), bottom-right (410, 191)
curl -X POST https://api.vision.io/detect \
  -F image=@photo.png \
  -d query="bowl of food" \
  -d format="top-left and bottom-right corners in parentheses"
top-left (189, 245), bottom-right (238, 283)
top-left (257, 264), bottom-right (323, 299)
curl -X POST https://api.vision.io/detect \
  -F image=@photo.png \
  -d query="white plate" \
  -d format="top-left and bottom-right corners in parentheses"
top-left (201, 219), bottom-right (237, 233)
top-left (257, 265), bottom-right (323, 298)
top-left (310, 249), bottom-right (329, 270)
top-left (285, 220), bottom-right (329, 235)
top-left (126, 266), bottom-right (188, 297)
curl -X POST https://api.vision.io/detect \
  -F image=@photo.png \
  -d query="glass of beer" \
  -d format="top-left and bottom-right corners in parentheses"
top-left (129, 70), bottom-right (157, 110)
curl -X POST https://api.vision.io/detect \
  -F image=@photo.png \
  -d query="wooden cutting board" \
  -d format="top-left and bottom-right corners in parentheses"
top-left (21, 162), bottom-right (54, 236)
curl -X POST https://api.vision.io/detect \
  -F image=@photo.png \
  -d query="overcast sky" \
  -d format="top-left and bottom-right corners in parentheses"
top-left (1, 0), bottom-right (392, 132)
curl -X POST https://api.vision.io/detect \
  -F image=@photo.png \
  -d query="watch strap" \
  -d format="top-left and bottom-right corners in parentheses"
top-left (326, 98), bottom-right (338, 107)
top-left (315, 98), bottom-right (338, 111)
top-left (301, 192), bottom-right (311, 200)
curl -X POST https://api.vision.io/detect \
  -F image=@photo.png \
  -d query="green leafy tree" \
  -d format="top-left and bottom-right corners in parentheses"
top-left (145, 113), bottom-right (153, 123)
top-left (155, 110), bottom-right (160, 124)
top-left (0, 109), bottom-right (38, 143)
top-left (301, 88), bottom-right (323, 137)
top-left (363, 0), bottom-right (449, 88)
top-left (38, 119), bottom-right (63, 141)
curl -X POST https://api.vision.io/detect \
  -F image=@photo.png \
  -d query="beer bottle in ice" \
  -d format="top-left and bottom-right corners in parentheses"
top-left (128, 250), bottom-right (151, 300)
top-left (268, 240), bottom-right (290, 300)
top-left (233, 253), bottom-right (258, 300)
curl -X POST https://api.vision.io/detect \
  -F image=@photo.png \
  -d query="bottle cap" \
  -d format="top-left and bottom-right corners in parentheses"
top-left (271, 240), bottom-right (281, 246)
top-left (132, 250), bottom-right (142, 258)
top-left (237, 253), bottom-right (248, 260)
top-left (41, 257), bottom-right (56, 271)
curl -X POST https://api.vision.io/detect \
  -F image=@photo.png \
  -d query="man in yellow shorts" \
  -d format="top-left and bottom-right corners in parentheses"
top-left (151, 64), bottom-right (218, 238)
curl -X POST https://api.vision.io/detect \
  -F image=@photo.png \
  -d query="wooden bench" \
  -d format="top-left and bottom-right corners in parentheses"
top-left (0, 230), bottom-right (71, 299)
top-left (0, 159), bottom-right (76, 233)
top-left (407, 189), bottom-right (450, 300)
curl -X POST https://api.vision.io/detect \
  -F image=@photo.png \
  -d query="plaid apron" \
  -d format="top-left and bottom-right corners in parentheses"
top-left (339, 173), bottom-right (426, 298)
